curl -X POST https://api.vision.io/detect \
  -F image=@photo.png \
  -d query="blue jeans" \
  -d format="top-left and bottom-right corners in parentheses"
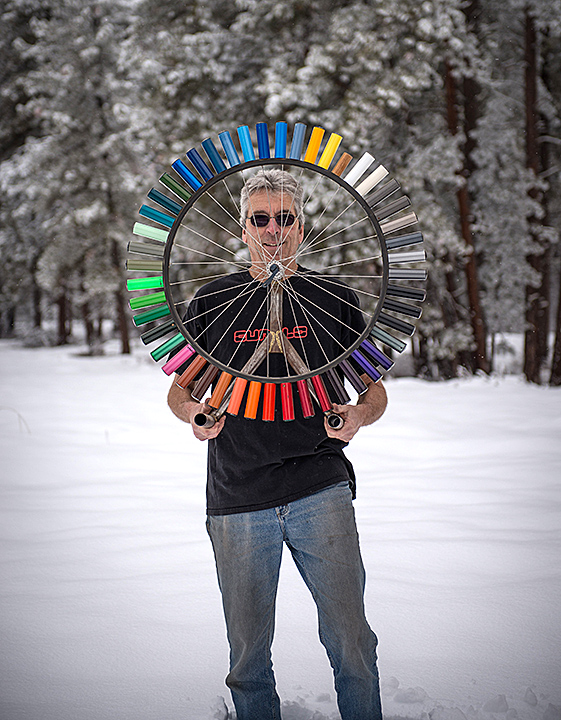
top-left (206, 481), bottom-right (382, 720)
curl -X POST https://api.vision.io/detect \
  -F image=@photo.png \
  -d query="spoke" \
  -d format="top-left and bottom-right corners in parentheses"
top-left (169, 269), bottom-right (249, 286)
top-left (297, 232), bottom-right (378, 259)
top-left (173, 277), bottom-right (257, 310)
top-left (295, 270), bottom-right (382, 305)
top-left (191, 206), bottom-right (241, 244)
top-left (183, 280), bottom-right (260, 331)
top-left (281, 279), bottom-right (352, 364)
top-left (283, 282), bottom-right (313, 372)
top-left (287, 271), bottom-right (372, 340)
top-left (295, 196), bottom-right (359, 261)
top-left (321, 254), bottom-right (382, 271)
top-left (216, 286), bottom-right (271, 373)
top-left (172, 243), bottom-right (245, 268)
top-left (179, 217), bottom-right (239, 258)
top-left (301, 181), bottom-right (343, 246)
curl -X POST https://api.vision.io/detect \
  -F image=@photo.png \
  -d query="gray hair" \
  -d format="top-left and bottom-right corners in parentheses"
top-left (240, 169), bottom-right (304, 226)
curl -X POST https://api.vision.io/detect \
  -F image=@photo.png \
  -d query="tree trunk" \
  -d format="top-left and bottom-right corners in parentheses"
top-left (523, 7), bottom-right (550, 383)
top-left (444, 60), bottom-right (489, 374)
top-left (111, 239), bottom-right (131, 355)
top-left (550, 276), bottom-right (561, 385)
top-left (56, 290), bottom-right (70, 345)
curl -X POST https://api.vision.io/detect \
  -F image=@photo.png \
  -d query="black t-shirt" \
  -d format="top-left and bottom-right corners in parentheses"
top-left (177, 267), bottom-right (366, 515)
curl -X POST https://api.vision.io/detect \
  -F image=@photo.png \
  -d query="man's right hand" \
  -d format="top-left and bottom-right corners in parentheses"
top-left (188, 402), bottom-right (226, 442)
top-left (168, 380), bottom-right (225, 441)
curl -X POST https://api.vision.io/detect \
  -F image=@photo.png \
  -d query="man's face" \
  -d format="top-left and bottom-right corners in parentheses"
top-left (242, 191), bottom-right (304, 274)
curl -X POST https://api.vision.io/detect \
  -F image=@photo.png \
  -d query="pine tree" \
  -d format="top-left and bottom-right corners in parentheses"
top-left (1, 0), bottom-right (141, 351)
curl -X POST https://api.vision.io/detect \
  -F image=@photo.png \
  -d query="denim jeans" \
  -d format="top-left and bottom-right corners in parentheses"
top-left (206, 481), bottom-right (382, 720)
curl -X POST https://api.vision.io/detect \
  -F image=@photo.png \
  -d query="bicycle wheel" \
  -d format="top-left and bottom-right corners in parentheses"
top-left (126, 122), bottom-right (426, 422)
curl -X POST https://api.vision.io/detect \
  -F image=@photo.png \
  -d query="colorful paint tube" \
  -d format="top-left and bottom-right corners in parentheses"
top-left (274, 122), bottom-right (288, 158)
top-left (383, 297), bottom-right (422, 319)
top-left (256, 123), bottom-right (270, 159)
top-left (244, 381), bottom-right (262, 419)
top-left (140, 319), bottom-right (176, 346)
top-left (332, 153), bottom-right (352, 176)
top-left (227, 377), bottom-right (248, 416)
top-left (237, 125), bottom-right (255, 162)
top-left (355, 164), bottom-right (389, 196)
top-left (389, 249), bottom-right (426, 264)
top-left (296, 379), bottom-right (314, 418)
top-left (388, 268), bottom-right (427, 280)
top-left (129, 290), bottom-right (166, 310)
top-left (366, 178), bottom-right (399, 207)
top-left (343, 153), bottom-right (375, 187)
top-left (186, 148), bottom-right (214, 182)
top-left (171, 158), bottom-right (202, 191)
top-left (369, 326), bottom-right (407, 353)
top-left (207, 371), bottom-right (233, 409)
top-left (127, 241), bottom-right (165, 258)
top-left (127, 276), bottom-right (164, 291)
top-left (201, 138), bottom-right (227, 173)
top-left (360, 339), bottom-right (394, 371)
top-left (318, 133), bottom-right (343, 169)
top-left (159, 172), bottom-right (192, 202)
top-left (132, 223), bottom-right (168, 243)
top-left (380, 211), bottom-right (417, 235)
top-left (289, 123), bottom-right (307, 159)
top-left (385, 231), bottom-right (423, 250)
top-left (218, 130), bottom-right (241, 167)
top-left (147, 188), bottom-right (181, 216)
top-left (132, 304), bottom-right (170, 327)
top-left (176, 354), bottom-right (207, 388)
top-left (378, 311), bottom-right (416, 336)
top-left (280, 382), bottom-right (295, 421)
top-left (325, 368), bottom-right (350, 405)
top-left (162, 343), bottom-right (196, 375)
top-left (351, 350), bottom-right (382, 382)
top-left (303, 127), bottom-right (325, 164)
top-left (374, 196), bottom-right (411, 222)
top-left (125, 259), bottom-right (163, 272)
top-left (191, 364), bottom-right (219, 401)
top-left (262, 383), bottom-right (276, 421)
top-left (339, 358), bottom-right (368, 394)
top-left (138, 205), bottom-right (175, 228)
top-left (310, 374), bottom-right (331, 412)
top-left (150, 332), bottom-right (185, 362)
top-left (386, 284), bottom-right (426, 302)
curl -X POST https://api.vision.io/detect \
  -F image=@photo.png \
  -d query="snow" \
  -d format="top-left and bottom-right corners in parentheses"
top-left (1, 340), bottom-right (560, 720)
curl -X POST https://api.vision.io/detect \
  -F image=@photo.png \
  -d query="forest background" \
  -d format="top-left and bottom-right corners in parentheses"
top-left (2, 0), bottom-right (561, 384)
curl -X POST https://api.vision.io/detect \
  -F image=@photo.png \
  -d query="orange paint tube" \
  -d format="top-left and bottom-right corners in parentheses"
top-left (227, 377), bottom-right (248, 416)
top-left (244, 381), bottom-right (262, 420)
top-left (303, 127), bottom-right (325, 164)
top-left (208, 371), bottom-right (233, 409)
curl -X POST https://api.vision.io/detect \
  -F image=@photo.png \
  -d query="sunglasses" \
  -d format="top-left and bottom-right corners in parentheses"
top-left (248, 212), bottom-right (298, 228)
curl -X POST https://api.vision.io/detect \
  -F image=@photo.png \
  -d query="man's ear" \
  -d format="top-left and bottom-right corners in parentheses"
top-left (241, 227), bottom-right (249, 245)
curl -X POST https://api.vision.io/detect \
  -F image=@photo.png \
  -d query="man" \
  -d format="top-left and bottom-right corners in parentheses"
top-left (168, 169), bottom-right (387, 720)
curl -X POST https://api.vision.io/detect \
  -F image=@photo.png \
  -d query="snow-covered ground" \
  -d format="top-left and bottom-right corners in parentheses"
top-left (1, 340), bottom-right (560, 720)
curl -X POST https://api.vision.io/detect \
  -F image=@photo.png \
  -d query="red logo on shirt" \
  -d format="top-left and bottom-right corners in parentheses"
top-left (233, 326), bottom-right (308, 343)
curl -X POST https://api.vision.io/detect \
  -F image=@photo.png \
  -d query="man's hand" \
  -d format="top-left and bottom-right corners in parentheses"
top-left (324, 378), bottom-right (387, 442)
top-left (168, 380), bottom-right (225, 442)
top-left (189, 402), bottom-right (226, 442)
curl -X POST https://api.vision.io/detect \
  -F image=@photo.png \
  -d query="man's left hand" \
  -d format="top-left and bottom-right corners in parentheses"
top-left (324, 403), bottom-right (368, 442)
